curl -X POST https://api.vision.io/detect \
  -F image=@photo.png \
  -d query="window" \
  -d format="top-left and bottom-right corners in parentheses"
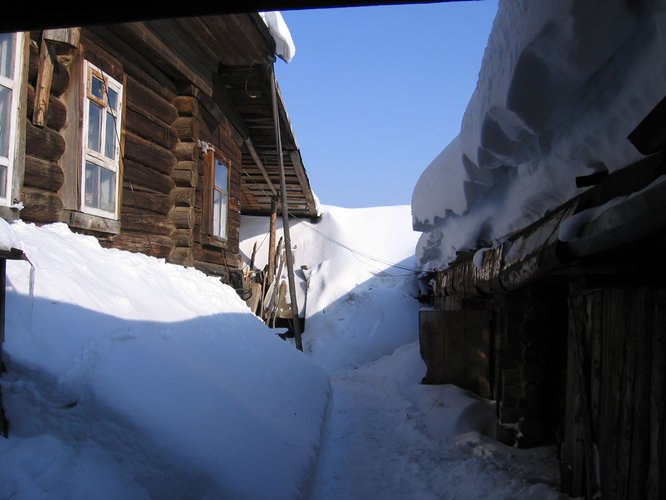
top-left (0, 32), bottom-right (22, 206)
top-left (203, 149), bottom-right (229, 242)
top-left (81, 60), bottom-right (123, 218)
top-left (212, 157), bottom-right (229, 239)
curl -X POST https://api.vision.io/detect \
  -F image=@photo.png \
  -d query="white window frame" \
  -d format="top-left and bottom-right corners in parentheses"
top-left (80, 59), bottom-right (123, 219)
top-left (0, 32), bottom-right (24, 207)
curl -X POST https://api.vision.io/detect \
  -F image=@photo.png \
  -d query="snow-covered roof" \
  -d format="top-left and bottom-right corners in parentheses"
top-left (412, 0), bottom-right (666, 271)
top-left (260, 11), bottom-right (296, 63)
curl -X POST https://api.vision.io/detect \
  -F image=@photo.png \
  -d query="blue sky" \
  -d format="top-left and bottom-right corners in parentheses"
top-left (274, 0), bottom-right (499, 209)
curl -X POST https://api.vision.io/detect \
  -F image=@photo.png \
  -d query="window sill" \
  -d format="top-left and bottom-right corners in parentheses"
top-left (201, 234), bottom-right (228, 249)
top-left (69, 211), bottom-right (121, 235)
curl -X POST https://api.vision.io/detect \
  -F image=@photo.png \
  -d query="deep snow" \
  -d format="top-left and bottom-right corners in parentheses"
top-left (0, 206), bottom-right (562, 498)
top-left (412, 0), bottom-right (666, 270)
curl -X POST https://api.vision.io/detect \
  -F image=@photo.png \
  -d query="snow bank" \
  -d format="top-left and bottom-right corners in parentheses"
top-left (412, 0), bottom-right (666, 269)
top-left (240, 204), bottom-right (422, 374)
top-left (1, 221), bottom-right (330, 499)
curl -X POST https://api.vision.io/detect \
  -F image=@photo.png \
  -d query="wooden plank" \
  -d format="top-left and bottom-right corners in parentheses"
top-left (648, 290), bottom-right (666, 499)
top-left (32, 39), bottom-right (54, 127)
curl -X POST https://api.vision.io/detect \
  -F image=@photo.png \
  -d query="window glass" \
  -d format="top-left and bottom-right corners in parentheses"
top-left (0, 165), bottom-right (6, 198)
top-left (0, 32), bottom-right (17, 204)
top-left (104, 113), bottom-right (116, 159)
top-left (0, 86), bottom-right (9, 158)
top-left (0, 33), bottom-right (14, 79)
top-left (215, 159), bottom-right (228, 190)
top-left (90, 74), bottom-right (105, 101)
top-left (87, 100), bottom-right (102, 152)
top-left (212, 159), bottom-right (229, 239)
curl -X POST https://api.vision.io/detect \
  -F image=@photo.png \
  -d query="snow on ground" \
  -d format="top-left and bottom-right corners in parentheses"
top-left (412, 0), bottom-right (666, 270)
top-left (0, 221), bottom-right (330, 499)
top-left (240, 205), bottom-right (562, 499)
top-left (0, 204), bottom-right (563, 499)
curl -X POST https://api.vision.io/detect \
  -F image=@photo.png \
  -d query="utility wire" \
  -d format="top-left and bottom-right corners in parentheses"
top-left (241, 167), bottom-right (420, 276)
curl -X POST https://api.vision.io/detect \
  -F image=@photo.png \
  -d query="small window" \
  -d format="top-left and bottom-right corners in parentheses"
top-left (80, 60), bottom-right (123, 218)
top-left (0, 32), bottom-right (22, 206)
top-left (203, 149), bottom-right (229, 242)
top-left (212, 158), bottom-right (229, 239)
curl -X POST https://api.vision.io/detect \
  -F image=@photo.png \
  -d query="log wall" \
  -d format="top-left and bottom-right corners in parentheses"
top-left (167, 87), bottom-right (243, 280)
top-left (16, 29), bottom-right (249, 285)
top-left (20, 32), bottom-right (68, 223)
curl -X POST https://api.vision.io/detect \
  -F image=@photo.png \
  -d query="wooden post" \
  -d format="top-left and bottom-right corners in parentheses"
top-left (271, 66), bottom-right (302, 351)
top-left (0, 258), bottom-right (7, 437)
top-left (32, 38), bottom-right (55, 127)
top-left (268, 196), bottom-right (277, 284)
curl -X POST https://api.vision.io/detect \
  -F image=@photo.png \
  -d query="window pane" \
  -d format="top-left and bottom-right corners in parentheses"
top-left (107, 87), bottom-right (118, 112)
top-left (214, 160), bottom-right (228, 191)
top-left (0, 165), bottom-right (6, 198)
top-left (91, 74), bottom-right (105, 101)
top-left (84, 162), bottom-right (98, 208)
top-left (99, 166), bottom-right (115, 212)
top-left (0, 33), bottom-right (14, 79)
top-left (213, 190), bottom-right (220, 236)
top-left (87, 101), bottom-right (102, 152)
top-left (219, 193), bottom-right (228, 239)
top-left (0, 86), bottom-right (10, 158)
top-left (104, 112), bottom-right (116, 159)
top-left (84, 161), bottom-right (116, 212)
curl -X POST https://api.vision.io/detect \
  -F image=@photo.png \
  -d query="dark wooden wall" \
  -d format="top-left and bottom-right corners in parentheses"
top-left (562, 285), bottom-right (666, 500)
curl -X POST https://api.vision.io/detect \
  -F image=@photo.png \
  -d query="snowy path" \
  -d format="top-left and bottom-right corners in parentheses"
top-left (308, 343), bottom-right (563, 500)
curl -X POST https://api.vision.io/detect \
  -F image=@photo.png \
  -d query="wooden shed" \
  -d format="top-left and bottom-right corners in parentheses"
top-left (0, 15), bottom-right (317, 287)
top-left (418, 97), bottom-right (666, 499)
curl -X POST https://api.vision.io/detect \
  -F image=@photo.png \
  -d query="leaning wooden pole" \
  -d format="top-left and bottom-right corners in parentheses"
top-left (271, 65), bottom-right (303, 351)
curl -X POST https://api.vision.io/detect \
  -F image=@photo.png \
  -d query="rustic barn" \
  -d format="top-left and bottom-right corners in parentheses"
top-left (418, 97), bottom-right (666, 499)
top-left (0, 15), bottom-right (317, 288)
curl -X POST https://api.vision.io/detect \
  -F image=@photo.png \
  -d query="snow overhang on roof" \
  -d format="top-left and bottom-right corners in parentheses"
top-left (259, 11), bottom-right (296, 63)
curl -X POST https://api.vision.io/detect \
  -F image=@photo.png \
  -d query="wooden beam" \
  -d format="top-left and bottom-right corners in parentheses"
top-left (244, 137), bottom-right (277, 196)
top-left (271, 65), bottom-right (302, 351)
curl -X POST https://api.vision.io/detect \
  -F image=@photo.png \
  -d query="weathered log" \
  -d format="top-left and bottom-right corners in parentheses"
top-left (171, 168), bottom-right (198, 188)
top-left (105, 231), bottom-right (174, 259)
top-left (192, 259), bottom-right (225, 278)
top-left (171, 186), bottom-right (196, 207)
top-left (125, 107), bottom-right (178, 150)
top-left (171, 206), bottom-right (195, 229)
top-left (19, 187), bottom-right (64, 222)
top-left (172, 116), bottom-right (200, 142)
top-left (23, 154), bottom-right (64, 192)
top-left (171, 228), bottom-right (193, 247)
top-left (172, 141), bottom-right (200, 162)
top-left (123, 131), bottom-right (177, 175)
top-left (173, 96), bottom-right (199, 117)
top-left (123, 159), bottom-right (175, 195)
top-left (168, 247), bottom-right (194, 267)
top-left (121, 211), bottom-right (175, 236)
top-left (125, 76), bottom-right (178, 125)
top-left (121, 187), bottom-right (174, 215)
top-left (27, 84), bottom-right (67, 131)
top-left (25, 120), bottom-right (65, 161)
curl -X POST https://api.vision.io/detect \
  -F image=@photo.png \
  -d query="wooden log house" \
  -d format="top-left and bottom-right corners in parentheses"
top-left (0, 16), bottom-right (317, 289)
top-left (418, 97), bottom-right (666, 499)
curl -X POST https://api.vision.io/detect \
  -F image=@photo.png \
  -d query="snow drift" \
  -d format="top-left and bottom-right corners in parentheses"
top-left (412, 0), bottom-right (666, 270)
top-left (0, 221), bottom-right (330, 499)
